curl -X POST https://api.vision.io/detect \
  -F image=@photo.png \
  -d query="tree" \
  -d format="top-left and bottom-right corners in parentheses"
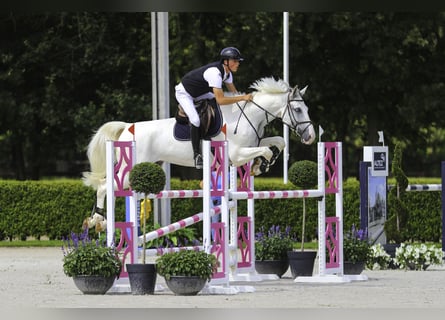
top-left (0, 13), bottom-right (151, 179)
top-left (2, 12), bottom-right (445, 179)
top-left (288, 12), bottom-right (445, 177)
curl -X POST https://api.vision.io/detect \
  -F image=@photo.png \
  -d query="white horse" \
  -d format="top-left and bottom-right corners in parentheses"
top-left (82, 77), bottom-right (316, 231)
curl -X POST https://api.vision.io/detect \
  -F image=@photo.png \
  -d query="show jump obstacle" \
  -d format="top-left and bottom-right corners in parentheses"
top-left (105, 129), bottom-right (359, 292)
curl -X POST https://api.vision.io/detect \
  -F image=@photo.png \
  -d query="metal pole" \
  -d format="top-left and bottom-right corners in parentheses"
top-left (441, 161), bottom-right (445, 254)
top-left (151, 12), bottom-right (171, 225)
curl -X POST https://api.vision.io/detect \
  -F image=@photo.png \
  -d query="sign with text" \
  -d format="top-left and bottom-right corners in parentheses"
top-left (363, 146), bottom-right (389, 176)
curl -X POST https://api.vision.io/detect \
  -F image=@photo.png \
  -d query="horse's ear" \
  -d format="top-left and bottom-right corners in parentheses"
top-left (291, 85), bottom-right (308, 96)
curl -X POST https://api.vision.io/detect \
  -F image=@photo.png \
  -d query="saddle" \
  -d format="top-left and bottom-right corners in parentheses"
top-left (174, 98), bottom-right (223, 141)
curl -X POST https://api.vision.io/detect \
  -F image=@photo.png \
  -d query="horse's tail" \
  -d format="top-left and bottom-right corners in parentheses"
top-left (82, 121), bottom-right (128, 190)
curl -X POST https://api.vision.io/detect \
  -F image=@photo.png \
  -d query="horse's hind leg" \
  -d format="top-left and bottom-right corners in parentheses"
top-left (82, 179), bottom-right (107, 232)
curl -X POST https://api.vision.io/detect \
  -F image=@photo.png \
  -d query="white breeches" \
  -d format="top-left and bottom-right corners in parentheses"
top-left (175, 82), bottom-right (214, 127)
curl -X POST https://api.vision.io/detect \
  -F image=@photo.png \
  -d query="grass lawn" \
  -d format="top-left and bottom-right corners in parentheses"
top-left (1, 239), bottom-right (319, 250)
top-left (0, 240), bottom-right (63, 247)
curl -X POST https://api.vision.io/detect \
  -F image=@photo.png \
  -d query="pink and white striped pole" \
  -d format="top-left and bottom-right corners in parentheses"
top-left (139, 206), bottom-right (222, 245)
top-left (230, 189), bottom-right (323, 200)
top-left (148, 190), bottom-right (203, 199)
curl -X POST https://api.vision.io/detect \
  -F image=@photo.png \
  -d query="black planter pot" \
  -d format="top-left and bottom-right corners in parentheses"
top-left (165, 276), bottom-right (207, 296)
top-left (255, 259), bottom-right (289, 278)
top-left (383, 243), bottom-right (400, 269)
top-left (287, 251), bottom-right (316, 278)
top-left (73, 275), bottom-right (116, 294)
top-left (126, 263), bottom-right (157, 295)
top-left (343, 261), bottom-right (365, 275)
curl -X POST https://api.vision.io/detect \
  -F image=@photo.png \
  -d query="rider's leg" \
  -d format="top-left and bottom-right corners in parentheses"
top-left (191, 124), bottom-right (203, 169)
top-left (175, 84), bottom-right (201, 127)
top-left (175, 84), bottom-right (203, 169)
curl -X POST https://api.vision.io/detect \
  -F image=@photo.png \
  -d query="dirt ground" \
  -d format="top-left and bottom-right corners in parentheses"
top-left (1, 246), bottom-right (445, 313)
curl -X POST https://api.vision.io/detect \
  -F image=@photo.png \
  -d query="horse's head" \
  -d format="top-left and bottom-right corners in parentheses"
top-left (248, 77), bottom-right (316, 145)
top-left (283, 85), bottom-right (316, 145)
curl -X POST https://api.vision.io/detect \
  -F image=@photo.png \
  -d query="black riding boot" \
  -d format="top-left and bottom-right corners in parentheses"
top-left (191, 124), bottom-right (202, 169)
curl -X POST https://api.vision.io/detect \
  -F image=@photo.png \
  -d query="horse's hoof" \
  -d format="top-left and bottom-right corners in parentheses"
top-left (83, 217), bottom-right (95, 229)
top-left (83, 213), bottom-right (104, 229)
top-left (269, 146), bottom-right (281, 166)
top-left (250, 165), bottom-right (259, 176)
top-left (259, 157), bottom-right (269, 174)
top-left (95, 220), bottom-right (107, 233)
top-left (82, 218), bottom-right (90, 230)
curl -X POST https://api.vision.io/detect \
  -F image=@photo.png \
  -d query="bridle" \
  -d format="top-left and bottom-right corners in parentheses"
top-left (233, 90), bottom-right (313, 144)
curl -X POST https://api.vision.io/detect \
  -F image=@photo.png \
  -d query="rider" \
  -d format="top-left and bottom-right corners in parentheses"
top-left (175, 47), bottom-right (252, 169)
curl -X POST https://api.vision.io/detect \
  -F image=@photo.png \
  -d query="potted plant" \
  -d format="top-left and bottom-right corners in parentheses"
top-left (394, 243), bottom-right (444, 270)
top-left (156, 249), bottom-right (218, 295)
top-left (343, 225), bottom-right (371, 274)
top-left (62, 228), bottom-right (122, 294)
top-left (366, 243), bottom-right (392, 270)
top-left (287, 160), bottom-right (318, 278)
top-left (254, 225), bottom-right (294, 278)
top-left (127, 161), bottom-right (166, 295)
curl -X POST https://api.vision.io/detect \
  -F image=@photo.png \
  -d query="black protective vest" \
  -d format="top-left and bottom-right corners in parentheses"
top-left (181, 62), bottom-right (227, 98)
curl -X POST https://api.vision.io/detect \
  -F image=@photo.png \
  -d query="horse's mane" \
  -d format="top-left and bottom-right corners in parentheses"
top-left (249, 77), bottom-right (290, 94)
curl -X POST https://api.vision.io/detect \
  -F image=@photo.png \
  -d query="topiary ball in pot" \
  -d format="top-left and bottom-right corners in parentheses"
top-left (288, 160), bottom-right (318, 254)
top-left (288, 160), bottom-right (318, 190)
top-left (129, 162), bottom-right (166, 266)
top-left (129, 162), bottom-right (166, 195)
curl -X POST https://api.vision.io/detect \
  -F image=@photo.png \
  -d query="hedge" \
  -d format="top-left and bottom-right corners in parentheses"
top-left (0, 177), bottom-right (442, 242)
top-left (0, 180), bottom-right (125, 240)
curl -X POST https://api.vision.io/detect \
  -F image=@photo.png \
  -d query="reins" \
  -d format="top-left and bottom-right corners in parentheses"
top-left (233, 91), bottom-right (313, 144)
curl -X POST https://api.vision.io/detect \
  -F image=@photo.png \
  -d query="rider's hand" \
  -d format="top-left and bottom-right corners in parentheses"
top-left (245, 93), bottom-right (253, 101)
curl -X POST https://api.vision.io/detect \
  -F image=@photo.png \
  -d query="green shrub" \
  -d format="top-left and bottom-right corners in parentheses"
top-left (288, 160), bottom-right (318, 189)
top-left (156, 249), bottom-right (217, 281)
top-left (0, 180), bottom-right (125, 241)
top-left (288, 160), bottom-right (318, 250)
top-left (255, 225), bottom-right (294, 260)
top-left (385, 143), bottom-right (410, 243)
top-left (62, 229), bottom-right (122, 277)
top-left (0, 176), bottom-right (442, 243)
top-left (129, 162), bottom-right (166, 195)
top-left (129, 162), bottom-right (166, 264)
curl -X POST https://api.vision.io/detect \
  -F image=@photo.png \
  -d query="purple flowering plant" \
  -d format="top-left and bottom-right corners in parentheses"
top-left (343, 224), bottom-right (371, 264)
top-left (255, 225), bottom-right (295, 261)
top-left (62, 228), bottom-right (122, 278)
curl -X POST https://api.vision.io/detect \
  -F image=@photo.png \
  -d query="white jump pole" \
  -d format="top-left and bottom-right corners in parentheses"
top-left (202, 140), bottom-right (212, 254)
top-left (106, 140), bottom-right (115, 247)
top-left (316, 141), bottom-right (327, 276)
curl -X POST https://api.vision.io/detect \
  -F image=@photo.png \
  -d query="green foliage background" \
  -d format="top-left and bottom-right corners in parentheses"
top-left (2, 12), bottom-right (445, 180)
top-left (0, 177), bottom-right (442, 243)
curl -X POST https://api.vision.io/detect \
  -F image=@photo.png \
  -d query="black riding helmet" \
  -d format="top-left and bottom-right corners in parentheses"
top-left (220, 47), bottom-right (244, 61)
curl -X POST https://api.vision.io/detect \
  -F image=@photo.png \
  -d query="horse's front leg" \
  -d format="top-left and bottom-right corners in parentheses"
top-left (248, 137), bottom-right (285, 175)
top-left (258, 136), bottom-right (285, 166)
top-left (230, 146), bottom-right (275, 176)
